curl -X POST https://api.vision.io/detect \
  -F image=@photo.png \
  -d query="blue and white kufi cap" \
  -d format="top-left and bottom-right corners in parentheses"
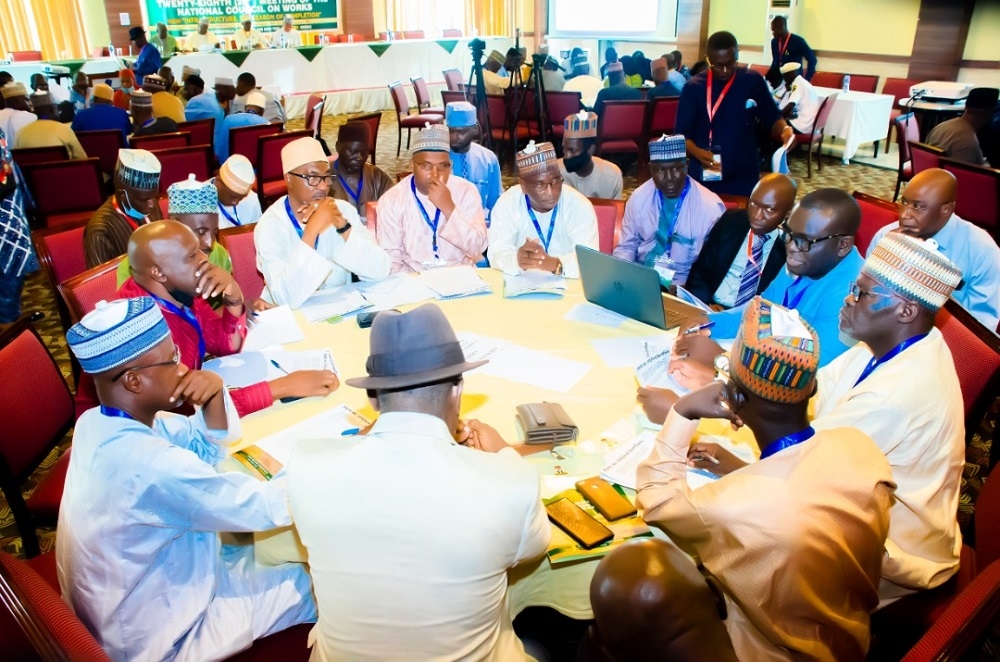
top-left (445, 101), bottom-right (477, 128)
top-left (168, 174), bottom-right (218, 215)
top-left (116, 149), bottom-right (161, 190)
top-left (649, 134), bottom-right (687, 162)
top-left (412, 123), bottom-right (451, 153)
top-left (67, 298), bottom-right (171, 375)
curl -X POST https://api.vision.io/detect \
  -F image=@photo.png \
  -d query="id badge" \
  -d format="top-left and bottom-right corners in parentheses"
top-left (703, 152), bottom-right (723, 181)
top-left (421, 257), bottom-right (448, 269)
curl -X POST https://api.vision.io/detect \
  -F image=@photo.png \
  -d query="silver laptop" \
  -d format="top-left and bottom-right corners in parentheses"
top-left (576, 246), bottom-right (705, 330)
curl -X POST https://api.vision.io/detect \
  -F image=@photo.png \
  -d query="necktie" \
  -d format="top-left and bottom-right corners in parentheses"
top-left (734, 235), bottom-right (765, 306)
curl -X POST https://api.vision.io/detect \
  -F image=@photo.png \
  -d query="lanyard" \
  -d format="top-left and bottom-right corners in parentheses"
top-left (782, 276), bottom-right (809, 309)
top-left (656, 179), bottom-right (691, 254)
top-left (525, 195), bottom-right (558, 253)
top-left (111, 197), bottom-right (144, 231)
top-left (100, 405), bottom-right (134, 420)
top-left (745, 233), bottom-right (768, 271)
top-left (218, 202), bottom-right (241, 227)
top-left (760, 426), bottom-right (815, 460)
top-left (705, 68), bottom-right (736, 147)
top-left (335, 162), bottom-right (363, 206)
top-left (150, 293), bottom-right (206, 367)
top-left (285, 196), bottom-right (318, 249)
top-left (411, 177), bottom-right (441, 258)
top-left (853, 333), bottom-right (928, 387)
top-left (778, 33), bottom-right (792, 58)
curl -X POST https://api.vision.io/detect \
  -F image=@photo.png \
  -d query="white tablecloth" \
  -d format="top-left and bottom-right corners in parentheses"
top-left (815, 87), bottom-right (895, 160)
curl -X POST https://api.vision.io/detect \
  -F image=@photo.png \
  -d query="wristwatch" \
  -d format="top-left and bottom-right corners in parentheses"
top-left (713, 353), bottom-right (731, 381)
top-left (336, 222), bottom-right (352, 235)
top-left (554, 260), bottom-right (564, 276)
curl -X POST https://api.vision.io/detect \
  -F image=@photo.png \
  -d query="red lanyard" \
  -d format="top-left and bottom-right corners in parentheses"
top-left (779, 33), bottom-right (792, 57)
top-left (705, 68), bottom-right (736, 146)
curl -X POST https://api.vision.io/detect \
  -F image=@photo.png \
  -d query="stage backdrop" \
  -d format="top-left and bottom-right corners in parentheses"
top-left (144, 0), bottom-right (341, 37)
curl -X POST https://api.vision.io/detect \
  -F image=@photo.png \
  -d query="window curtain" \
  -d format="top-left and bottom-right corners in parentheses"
top-left (0, 0), bottom-right (86, 60)
top-left (465, 0), bottom-right (510, 37)
top-left (382, 0), bottom-right (511, 37)
top-left (0, 0), bottom-right (36, 56)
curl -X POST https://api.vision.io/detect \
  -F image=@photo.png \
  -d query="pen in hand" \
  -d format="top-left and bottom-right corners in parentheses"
top-left (684, 321), bottom-right (716, 335)
top-left (269, 359), bottom-right (302, 403)
top-left (691, 452), bottom-right (721, 465)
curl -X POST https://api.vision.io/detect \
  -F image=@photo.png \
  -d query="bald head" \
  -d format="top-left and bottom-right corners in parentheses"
top-left (798, 188), bottom-right (861, 236)
top-left (589, 539), bottom-right (738, 661)
top-left (128, 221), bottom-right (203, 303)
top-left (748, 173), bottom-right (798, 235)
top-left (898, 168), bottom-right (957, 239)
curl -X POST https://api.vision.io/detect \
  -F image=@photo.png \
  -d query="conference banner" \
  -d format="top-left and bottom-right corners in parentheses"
top-left (144, 0), bottom-right (341, 37)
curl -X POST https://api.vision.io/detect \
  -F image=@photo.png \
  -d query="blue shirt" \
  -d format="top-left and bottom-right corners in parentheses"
top-left (451, 143), bottom-right (502, 223)
top-left (216, 112), bottom-right (268, 163)
top-left (71, 104), bottom-right (131, 140)
top-left (676, 68), bottom-right (782, 197)
top-left (771, 33), bottom-right (817, 81)
top-left (185, 92), bottom-right (226, 146)
top-left (709, 247), bottom-right (865, 367)
top-left (132, 43), bottom-right (162, 86)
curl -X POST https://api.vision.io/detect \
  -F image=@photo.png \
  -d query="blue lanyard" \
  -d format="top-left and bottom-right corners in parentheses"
top-left (656, 179), bottom-right (691, 253)
top-left (150, 294), bottom-right (206, 367)
top-left (760, 426), bottom-right (815, 460)
top-left (411, 177), bottom-right (441, 257)
top-left (218, 203), bottom-right (241, 227)
top-left (525, 195), bottom-right (558, 253)
top-left (782, 276), bottom-right (810, 309)
top-left (853, 333), bottom-right (928, 387)
top-left (285, 196), bottom-right (318, 249)
top-left (100, 405), bottom-right (134, 420)
top-left (335, 162), bottom-right (364, 206)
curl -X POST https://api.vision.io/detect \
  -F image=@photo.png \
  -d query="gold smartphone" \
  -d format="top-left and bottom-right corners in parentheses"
top-left (545, 498), bottom-right (614, 549)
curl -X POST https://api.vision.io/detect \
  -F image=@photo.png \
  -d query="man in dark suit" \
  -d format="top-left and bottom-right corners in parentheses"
top-left (770, 16), bottom-right (817, 81)
top-left (684, 173), bottom-right (797, 309)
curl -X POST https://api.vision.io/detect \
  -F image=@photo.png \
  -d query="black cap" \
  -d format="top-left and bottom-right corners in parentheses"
top-left (128, 26), bottom-right (145, 41)
top-left (967, 87), bottom-right (999, 111)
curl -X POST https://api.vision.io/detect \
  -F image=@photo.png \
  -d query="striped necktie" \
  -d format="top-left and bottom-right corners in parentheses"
top-left (734, 234), bottom-right (766, 306)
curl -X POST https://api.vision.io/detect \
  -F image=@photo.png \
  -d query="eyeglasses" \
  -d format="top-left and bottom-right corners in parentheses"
top-left (525, 176), bottom-right (563, 194)
top-left (779, 222), bottom-right (851, 252)
top-left (288, 172), bottom-right (336, 187)
top-left (847, 281), bottom-right (899, 304)
top-left (111, 347), bottom-right (181, 382)
top-left (413, 160), bottom-right (452, 174)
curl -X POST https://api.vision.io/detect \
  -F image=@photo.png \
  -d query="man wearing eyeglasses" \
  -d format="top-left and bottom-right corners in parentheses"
top-left (376, 124), bottom-right (488, 273)
top-left (254, 137), bottom-right (390, 308)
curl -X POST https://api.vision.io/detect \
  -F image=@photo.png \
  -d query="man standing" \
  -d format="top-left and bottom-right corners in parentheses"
top-left (639, 297), bottom-right (894, 660)
top-left (777, 62), bottom-right (820, 134)
top-left (233, 15), bottom-right (268, 50)
top-left (927, 87), bottom-right (999, 166)
top-left (557, 111), bottom-right (623, 200)
top-left (678, 31), bottom-right (793, 196)
top-left (59, 297), bottom-right (316, 660)
top-left (15, 93), bottom-right (87, 159)
top-left (489, 141), bottom-right (599, 278)
top-left (129, 90), bottom-right (178, 139)
top-left (185, 18), bottom-right (221, 52)
top-left (377, 124), bottom-right (487, 273)
top-left (214, 154), bottom-right (262, 228)
top-left (232, 72), bottom-right (285, 123)
top-left (870, 168), bottom-right (1000, 329)
top-left (445, 101), bottom-right (502, 221)
top-left (0, 84), bottom-right (37, 145)
top-left (71, 84), bottom-right (131, 139)
top-left (770, 16), bottom-right (817, 81)
top-left (685, 173), bottom-right (795, 308)
top-left (288, 303), bottom-right (549, 661)
top-left (129, 26), bottom-right (162, 86)
top-left (0, 129), bottom-right (37, 324)
top-left (84, 149), bottom-right (161, 267)
top-left (328, 120), bottom-right (394, 218)
top-left (593, 62), bottom-right (641, 117)
top-left (149, 22), bottom-right (178, 56)
top-left (142, 73), bottom-right (185, 124)
top-left (613, 134), bottom-right (724, 286)
top-left (216, 90), bottom-right (269, 163)
top-left (254, 137), bottom-right (390, 307)
top-left (270, 15), bottom-right (301, 49)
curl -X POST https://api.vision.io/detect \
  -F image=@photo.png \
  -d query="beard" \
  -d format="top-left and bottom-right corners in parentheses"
top-left (168, 289), bottom-right (196, 308)
top-left (563, 152), bottom-right (590, 173)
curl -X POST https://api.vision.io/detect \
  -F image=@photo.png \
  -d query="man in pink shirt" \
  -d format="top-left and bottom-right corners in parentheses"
top-left (375, 124), bottom-right (488, 272)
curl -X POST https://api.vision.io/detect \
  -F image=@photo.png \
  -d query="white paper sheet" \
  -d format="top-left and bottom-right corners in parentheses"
top-left (634, 347), bottom-right (690, 394)
top-left (590, 335), bottom-right (670, 369)
top-left (244, 305), bottom-right (304, 351)
top-left (300, 286), bottom-right (372, 323)
top-left (478, 346), bottom-right (591, 393)
top-left (252, 404), bottom-right (370, 467)
top-left (204, 349), bottom-right (337, 387)
top-left (503, 270), bottom-right (567, 298)
top-left (416, 265), bottom-right (491, 299)
top-left (563, 302), bottom-right (627, 328)
top-left (264, 349), bottom-right (337, 378)
top-left (457, 331), bottom-right (512, 362)
top-left (355, 275), bottom-right (437, 311)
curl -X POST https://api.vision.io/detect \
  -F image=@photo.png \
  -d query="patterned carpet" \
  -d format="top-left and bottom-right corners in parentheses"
top-left (1, 109), bottom-right (988, 563)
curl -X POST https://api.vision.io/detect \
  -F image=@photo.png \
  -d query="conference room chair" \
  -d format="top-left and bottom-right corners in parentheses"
top-left (0, 316), bottom-right (75, 558)
top-left (402, 30), bottom-right (425, 39)
top-left (312, 31), bottom-right (337, 45)
top-left (10, 145), bottom-right (69, 167)
top-left (809, 71), bottom-right (843, 88)
top-left (57, 255), bottom-right (126, 324)
top-left (749, 63), bottom-right (771, 76)
top-left (218, 226), bottom-right (266, 303)
top-left (229, 123), bottom-right (283, 171)
top-left (304, 94), bottom-right (324, 140)
top-left (876, 77), bottom-right (919, 157)
top-left (442, 68), bottom-right (465, 92)
top-left (718, 194), bottom-right (749, 211)
top-left (350, 112), bottom-right (383, 165)
top-left (791, 93), bottom-right (837, 178)
top-left (20, 158), bottom-right (105, 229)
top-left (75, 128), bottom-right (126, 180)
top-left (0, 551), bottom-right (111, 660)
top-left (389, 80), bottom-right (444, 156)
top-left (441, 89), bottom-right (466, 110)
top-left (365, 200), bottom-right (378, 233)
top-left (940, 157), bottom-right (1000, 240)
top-left (595, 100), bottom-right (648, 164)
top-left (410, 76), bottom-right (445, 115)
top-left (257, 129), bottom-right (313, 207)
top-left (129, 131), bottom-right (191, 151)
top-left (177, 118), bottom-right (216, 151)
top-left (151, 144), bottom-right (214, 195)
top-left (378, 31), bottom-right (403, 41)
top-left (646, 96), bottom-right (680, 141)
top-left (545, 90), bottom-right (584, 144)
top-left (589, 197), bottom-right (625, 254)
top-left (442, 29), bottom-right (463, 38)
top-left (893, 112), bottom-right (920, 200)
top-left (846, 73), bottom-right (878, 93)
top-left (851, 191), bottom-right (898, 255)
top-left (507, 87), bottom-right (543, 143)
top-left (91, 47), bottom-right (110, 57)
top-left (908, 141), bottom-right (945, 179)
top-left (9, 51), bottom-right (42, 62)
top-left (31, 219), bottom-right (89, 337)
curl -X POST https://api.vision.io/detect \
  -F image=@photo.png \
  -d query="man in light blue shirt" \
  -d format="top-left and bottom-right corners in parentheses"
top-left (869, 168), bottom-right (1000, 330)
top-left (445, 101), bottom-right (502, 226)
top-left (184, 75), bottom-right (226, 150)
top-left (216, 90), bottom-right (269, 163)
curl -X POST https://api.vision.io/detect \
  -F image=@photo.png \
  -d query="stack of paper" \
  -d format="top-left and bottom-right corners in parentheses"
top-left (204, 349), bottom-right (337, 388)
top-left (244, 305), bottom-right (304, 351)
top-left (502, 270), bottom-right (567, 298)
top-left (355, 275), bottom-right (436, 311)
top-left (416, 266), bottom-right (491, 299)
top-left (300, 287), bottom-right (372, 323)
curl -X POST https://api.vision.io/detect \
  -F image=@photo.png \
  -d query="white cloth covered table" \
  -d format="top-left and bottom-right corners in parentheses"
top-left (815, 87), bottom-right (895, 161)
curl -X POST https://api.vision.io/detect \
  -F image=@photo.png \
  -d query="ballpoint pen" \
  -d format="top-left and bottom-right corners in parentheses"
top-left (270, 360), bottom-right (301, 403)
top-left (683, 321), bottom-right (716, 335)
top-left (691, 452), bottom-right (721, 465)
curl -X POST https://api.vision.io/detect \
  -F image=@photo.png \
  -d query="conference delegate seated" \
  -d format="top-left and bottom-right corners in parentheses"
top-left (329, 120), bottom-right (395, 218)
top-left (71, 83), bottom-right (131, 139)
top-left (15, 93), bottom-right (87, 159)
top-left (557, 111), bottom-right (623, 200)
top-left (215, 154), bottom-right (263, 229)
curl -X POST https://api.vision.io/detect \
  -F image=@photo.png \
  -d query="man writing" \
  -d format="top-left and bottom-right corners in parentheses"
top-left (84, 149), bottom-right (161, 267)
top-left (232, 72), bottom-right (285, 123)
top-left (558, 111), bottom-right (623, 200)
top-left (445, 101), bottom-right (502, 222)
top-left (185, 18), bottom-right (221, 52)
top-left (769, 16), bottom-right (817, 81)
top-left (328, 120), bottom-right (394, 218)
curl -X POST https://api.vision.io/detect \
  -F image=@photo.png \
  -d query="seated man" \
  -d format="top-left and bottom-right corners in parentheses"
top-left (255, 137), bottom-right (390, 307)
top-left (112, 69), bottom-right (136, 111)
top-left (482, 50), bottom-right (513, 95)
top-left (216, 90), bottom-right (269, 163)
top-left (15, 93), bottom-right (87, 159)
top-left (648, 57), bottom-right (682, 99)
top-left (119, 220), bottom-right (339, 417)
top-left (183, 75), bottom-right (225, 126)
top-left (84, 149), bottom-right (161, 268)
top-left (488, 140), bottom-right (599, 278)
top-left (926, 87), bottom-right (997, 166)
top-left (185, 17), bottom-right (221, 52)
top-left (142, 73), bottom-right (185, 124)
top-left (593, 62), bottom-right (642, 116)
top-left (777, 62), bottom-right (820, 134)
top-left (328, 120), bottom-right (394, 218)
top-left (871, 167), bottom-right (1000, 329)
top-left (71, 83), bottom-right (131, 139)
top-left (558, 111), bottom-right (623, 200)
top-left (287, 303), bottom-right (549, 660)
top-left (149, 22), bottom-right (179, 55)
top-left (130, 90), bottom-right (178, 138)
top-left (613, 134), bottom-right (725, 286)
top-left (270, 14), bottom-right (301, 48)
top-left (0, 84), bottom-right (37, 145)
top-left (214, 154), bottom-right (262, 228)
top-left (59, 297), bottom-right (315, 660)
top-left (638, 297), bottom-right (895, 660)
top-left (539, 55), bottom-right (565, 92)
top-left (376, 124), bottom-right (487, 273)
top-left (446, 101), bottom-right (502, 223)
top-left (233, 14), bottom-right (269, 50)
top-left (215, 77), bottom-right (237, 116)
top-left (684, 173), bottom-right (795, 308)
top-left (231, 72), bottom-right (285, 123)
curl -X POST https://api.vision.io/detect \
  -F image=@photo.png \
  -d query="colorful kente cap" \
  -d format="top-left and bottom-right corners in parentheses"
top-left (281, 136), bottom-right (327, 174)
top-left (0, 83), bottom-right (27, 99)
top-left (116, 149), bottom-right (161, 190)
top-left (445, 101), bottom-right (477, 128)
top-left (129, 89), bottom-right (153, 109)
top-left (67, 298), bottom-right (171, 375)
top-left (142, 74), bottom-right (167, 92)
top-left (168, 174), bottom-right (217, 215)
top-left (649, 134), bottom-right (687, 162)
top-left (516, 140), bottom-right (557, 175)
top-left (219, 154), bottom-right (255, 195)
top-left (412, 123), bottom-right (450, 153)
top-left (729, 297), bottom-right (819, 405)
top-left (862, 232), bottom-right (962, 311)
top-left (564, 111), bottom-right (598, 139)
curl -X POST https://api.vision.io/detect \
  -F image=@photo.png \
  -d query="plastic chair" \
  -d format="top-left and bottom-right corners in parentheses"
top-left (877, 77), bottom-right (919, 156)
top-left (31, 219), bottom-right (89, 334)
top-left (10, 146), bottom-right (69, 167)
top-left (256, 129), bottom-right (313, 208)
top-left (810, 71), bottom-right (844, 89)
top-left (589, 197), bottom-right (625, 254)
top-left (57, 255), bottom-right (126, 324)
top-left (75, 128), bottom-right (126, 177)
top-left (410, 76), bottom-right (445, 115)
top-left (940, 157), bottom-right (1000, 240)
top-left (218, 226), bottom-right (266, 303)
top-left (908, 141), bottom-right (945, 178)
top-left (791, 93), bottom-right (837, 178)
top-left (596, 100), bottom-right (648, 161)
top-left (151, 144), bottom-right (213, 195)
top-left (176, 118), bottom-right (216, 150)
top-left (350, 112), bottom-right (383, 165)
top-left (847, 73), bottom-right (878, 93)
top-left (130, 131), bottom-right (191, 151)
top-left (229, 123), bottom-right (283, 171)
top-left (305, 94), bottom-right (324, 139)
top-left (851, 191), bottom-right (898, 255)
top-left (0, 317), bottom-right (75, 558)
top-left (20, 158), bottom-right (105, 229)
top-left (365, 200), bottom-right (378, 234)
top-left (442, 68), bottom-right (465, 91)
top-left (545, 90), bottom-right (583, 142)
top-left (893, 112), bottom-right (920, 200)
top-left (389, 81), bottom-right (444, 156)
top-left (646, 96), bottom-right (680, 140)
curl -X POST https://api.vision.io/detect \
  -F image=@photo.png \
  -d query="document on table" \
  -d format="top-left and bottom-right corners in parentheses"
top-left (204, 349), bottom-right (337, 388)
top-left (355, 275), bottom-right (437, 311)
top-left (563, 302), bottom-right (627, 328)
top-left (458, 331), bottom-right (511, 362)
top-left (634, 346), bottom-right (690, 394)
top-left (590, 335), bottom-right (670, 369)
top-left (673, 285), bottom-right (714, 312)
top-left (300, 286), bottom-right (372, 323)
top-left (244, 305), bottom-right (304, 351)
top-left (416, 265), bottom-right (491, 299)
top-left (458, 331), bottom-right (591, 393)
top-left (502, 270), bottom-right (567, 298)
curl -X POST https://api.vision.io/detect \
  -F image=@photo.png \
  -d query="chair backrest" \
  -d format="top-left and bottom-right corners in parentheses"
top-left (973, 469), bottom-right (1000, 575)
top-left (851, 191), bottom-right (899, 255)
top-left (129, 131), bottom-right (191, 151)
top-left (57, 255), bottom-right (126, 324)
top-left (230, 123), bottom-right (283, 169)
top-left (718, 194), bottom-right (749, 210)
top-left (20, 158), bottom-right (105, 222)
top-left (217, 226), bottom-right (265, 302)
top-left (91, 47), bottom-right (110, 58)
top-left (0, 551), bottom-right (110, 661)
top-left (882, 77), bottom-right (919, 107)
top-left (442, 68), bottom-right (464, 91)
top-left (176, 118), bottom-right (216, 149)
top-left (403, 30), bottom-right (425, 39)
top-left (10, 51), bottom-right (42, 62)
top-left (598, 100), bottom-right (648, 142)
top-left (410, 76), bottom-right (433, 110)
top-left (389, 81), bottom-right (413, 116)
top-left (32, 220), bottom-right (89, 331)
top-left (441, 90), bottom-right (466, 108)
top-left (647, 96), bottom-right (680, 137)
top-left (749, 63), bottom-right (771, 76)
top-left (934, 298), bottom-right (1000, 429)
top-left (545, 91), bottom-right (584, 126)
top-left (365, 200), bottom-right (378, 234)
top-left (258, 129), bottom-right (313, 187)
top-left (589, 197), bottom-right (625, 254)
top-left (847, 74), bottom-right (879, 93)
top-left (74, 129), bottom-right (126, 175)
top-left (351, 112), bottom-right (382, 164)
top-left (305, 94), bottom-right (324, 139)
top-left (940, 157), bottom-right (1000, 235)
top-left (810, 71), bottom-right (844, 88)
top-left (895, 112), bottom-right (919, 168)
top-left (809, 93), bottom-right (838, 138)
top-left (908, 141), bottom-right (945, 176)
top-left (442, 29), bottom-right (463, 38)
top-left (10, 146), bottom-right (69, 167)
top-left (151, 145), bottom-right (213, 195)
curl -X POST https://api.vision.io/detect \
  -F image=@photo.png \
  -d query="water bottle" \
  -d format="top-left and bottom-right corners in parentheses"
top-left (842, 74), bottom-right (850, 93)
top-left (108, 41), bottom-right (115, 58)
